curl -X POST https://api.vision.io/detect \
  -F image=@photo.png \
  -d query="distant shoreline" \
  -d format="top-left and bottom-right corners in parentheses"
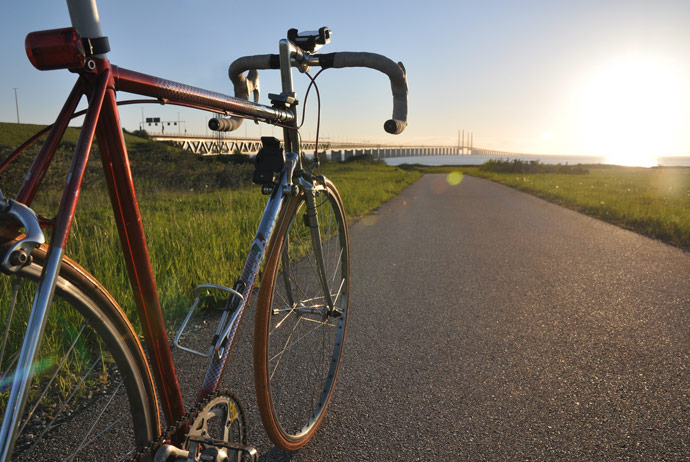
top-left (384, 154), bottom-right (690, 168)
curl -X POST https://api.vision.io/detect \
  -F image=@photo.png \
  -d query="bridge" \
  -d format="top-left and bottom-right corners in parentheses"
top-left (150, 133), bottom-right (525, 159)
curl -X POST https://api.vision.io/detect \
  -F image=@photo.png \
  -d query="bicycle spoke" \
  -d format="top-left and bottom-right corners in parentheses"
top-left (268, 319), bottom-right (330, 379)
top-left (274, 288), bottom-right (293, 314)
top-left (288, 253), bottom-right (316, 302)
top-left (273, 304), bottom-right (297, 330)
top-left (24, 352), bottom-right (105, 458)
top-left (0, 282), bottom-right (20, 368)
top-left (269, 316), bottom-right (303, 381)
top-left (81, 410), bottom-right (129, 448)
top-left (0, 351), bottom-right (20, 389)
top-left (329, 278), bottom-right (345, 312)
top-left (299, 316), bottom-right (335, 327)
top-left (66, 379), bottom-right (125, 461)
top-left (18, 321), bottom-right (88, 436)
top-left (328, 248), bottom-right (344, 286)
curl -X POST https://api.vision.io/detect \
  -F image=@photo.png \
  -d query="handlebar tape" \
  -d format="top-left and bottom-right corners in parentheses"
top-left (319, 52), bottom-right (408, 134)
top-left (211, 55), bottom-right (281, 132)
top-left (218, 52), bottom-right (408, 135)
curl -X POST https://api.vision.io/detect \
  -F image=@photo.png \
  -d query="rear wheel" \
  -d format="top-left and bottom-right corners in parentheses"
top-left (0, 240), bottom-right (158, 461)
top-left (254, 178), bottom-right (350, 450)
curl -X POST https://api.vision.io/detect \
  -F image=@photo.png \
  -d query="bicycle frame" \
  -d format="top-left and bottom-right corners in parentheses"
top-left (1, 1), bottom-right (409, 455)
top-left (0, 6), bottom-right (306, 457)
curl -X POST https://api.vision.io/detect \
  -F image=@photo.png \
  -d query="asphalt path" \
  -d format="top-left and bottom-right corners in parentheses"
top-left (176, 174), bottom-right (689, 461)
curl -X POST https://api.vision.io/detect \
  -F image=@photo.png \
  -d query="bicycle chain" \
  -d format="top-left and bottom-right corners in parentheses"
top-left (127, 388), bottom-right (247, 462)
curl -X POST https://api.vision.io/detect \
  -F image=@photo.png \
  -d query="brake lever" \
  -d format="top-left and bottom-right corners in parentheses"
top-left (246, 69), bottom-right (260, 123)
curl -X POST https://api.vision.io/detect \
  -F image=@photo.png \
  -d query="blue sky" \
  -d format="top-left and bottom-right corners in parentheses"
top-left (1, 0), bottom-right (689, 159)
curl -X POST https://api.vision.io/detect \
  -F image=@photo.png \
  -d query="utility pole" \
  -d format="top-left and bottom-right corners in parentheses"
top-left (13, 88), bottom-right (20, 123)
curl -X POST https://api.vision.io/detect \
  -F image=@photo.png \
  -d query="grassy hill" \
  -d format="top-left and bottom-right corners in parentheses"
top-left (0, 122), bottom-right (255, 195)
top-left (0, 122), bottom-right (153, 147)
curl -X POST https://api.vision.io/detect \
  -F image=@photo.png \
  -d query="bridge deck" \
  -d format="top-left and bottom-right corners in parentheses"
top-left (150, 134), bottom-right (521, 158)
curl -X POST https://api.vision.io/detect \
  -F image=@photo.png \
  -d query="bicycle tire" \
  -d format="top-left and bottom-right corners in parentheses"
top-left (0, 237), bottom-right (159, 461)
top-left (254, 177), bottom-right (350, 451)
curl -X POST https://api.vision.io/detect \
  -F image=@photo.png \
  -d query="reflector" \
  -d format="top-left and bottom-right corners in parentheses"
top-left (25, 27), bottom-right (86, 70)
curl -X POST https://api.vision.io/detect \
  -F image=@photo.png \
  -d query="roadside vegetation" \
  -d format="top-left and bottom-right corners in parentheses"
top-left (0, 123), bottom-right (421, 329)
top-left (479, 159), bottom-right (589, 175)
top-left (401, 160), bottom-right (690, 251)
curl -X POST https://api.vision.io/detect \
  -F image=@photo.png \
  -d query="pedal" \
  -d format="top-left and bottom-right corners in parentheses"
top-left (173, 284), bottom-right (244, 357)
top-left (154, 442), bottom-right (258, 462)
top-left (187, 438), bottom-right (258, 462)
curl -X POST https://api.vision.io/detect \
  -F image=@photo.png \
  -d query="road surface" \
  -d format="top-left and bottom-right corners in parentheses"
top-left (178, 174), bottom-right (689, 461)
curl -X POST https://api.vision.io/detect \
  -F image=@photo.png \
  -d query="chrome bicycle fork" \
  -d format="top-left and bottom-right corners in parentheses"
top-left (0, 200), bottom-right (52, 461)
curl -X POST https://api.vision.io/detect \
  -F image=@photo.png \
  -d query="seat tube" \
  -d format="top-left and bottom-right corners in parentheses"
top-left (95, 82), bottom-right (185, 427)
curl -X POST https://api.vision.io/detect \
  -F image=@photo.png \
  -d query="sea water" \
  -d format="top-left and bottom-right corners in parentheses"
top-left (381, 154), bottom-right (690, 168)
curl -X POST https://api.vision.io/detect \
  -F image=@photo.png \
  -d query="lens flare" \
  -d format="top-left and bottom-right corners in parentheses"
top-left (447, 171), bottom-right (463, 185)
top-left (0, 357), bottom-right (55, 391)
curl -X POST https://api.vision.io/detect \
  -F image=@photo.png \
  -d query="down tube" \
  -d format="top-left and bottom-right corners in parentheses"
top-left (196, 184), bottom-right (287, 402)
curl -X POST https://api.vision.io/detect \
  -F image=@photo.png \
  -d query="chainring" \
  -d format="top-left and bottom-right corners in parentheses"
top-left (129, 389), bottom-right (252, 462)
top-left (184, 392), bottom-right (247, 461)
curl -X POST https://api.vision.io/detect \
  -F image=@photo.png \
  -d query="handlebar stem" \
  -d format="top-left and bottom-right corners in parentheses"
top-left (278, 39), bottom-right (295, 95)
top-left (278, 39), bottom-right (302, 158)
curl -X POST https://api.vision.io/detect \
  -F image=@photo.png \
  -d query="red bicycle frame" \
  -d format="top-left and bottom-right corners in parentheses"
top-left (2, 47), bottom-right (294, 429)
top-left (2, 8), bottom-right (407, 456)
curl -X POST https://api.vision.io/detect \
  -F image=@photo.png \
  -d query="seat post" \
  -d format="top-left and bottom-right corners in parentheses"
top-left (66, 0), bottom-right (108, 58)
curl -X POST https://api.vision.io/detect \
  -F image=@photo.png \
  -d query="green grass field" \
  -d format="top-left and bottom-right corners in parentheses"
top-left (0, 123), bottom-right (421, 329)
top-left (401, 161), bottom-right (690, 251)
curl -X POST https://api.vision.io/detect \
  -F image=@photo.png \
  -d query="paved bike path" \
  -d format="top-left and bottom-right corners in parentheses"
top-left (179, 174), bottom-right (689, 461)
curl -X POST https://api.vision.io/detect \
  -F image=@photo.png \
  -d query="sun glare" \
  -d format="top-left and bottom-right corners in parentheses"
top-left (578, 53), bottom-right (685, 167)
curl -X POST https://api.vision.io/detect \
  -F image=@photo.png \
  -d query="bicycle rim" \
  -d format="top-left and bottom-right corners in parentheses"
top-left (0, 241), bottom-right (158, 461)
top-left (254, 178), bottom-right (350, 450)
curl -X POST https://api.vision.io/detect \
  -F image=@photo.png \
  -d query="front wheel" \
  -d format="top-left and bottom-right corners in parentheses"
top-left (0, 239), bottom-right (159, 460)
top-left (254, 177), bottom-right (350, 451)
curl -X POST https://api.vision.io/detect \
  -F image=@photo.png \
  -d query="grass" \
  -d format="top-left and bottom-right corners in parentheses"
top-left (0, 123), bottom-right (421, 330)
top-left (0, 121), bottom-right (149, 150)
top-left (65, 160), bottom-right (421, 328)
top-left (400, 161), bottom-right (690, 251)
top-left (0, 124), bottom-right (421, 412)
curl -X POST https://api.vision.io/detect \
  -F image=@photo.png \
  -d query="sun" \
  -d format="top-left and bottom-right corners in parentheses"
top-left (578, 53), bottom-right (685, 167)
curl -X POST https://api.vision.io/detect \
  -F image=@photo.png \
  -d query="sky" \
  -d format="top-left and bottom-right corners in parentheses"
top-left (1, 0), bottom-right (689, 163)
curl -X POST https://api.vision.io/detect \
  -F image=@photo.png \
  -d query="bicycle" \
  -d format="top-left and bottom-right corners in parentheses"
top-left (0, 1), bottom-right (407, 460)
